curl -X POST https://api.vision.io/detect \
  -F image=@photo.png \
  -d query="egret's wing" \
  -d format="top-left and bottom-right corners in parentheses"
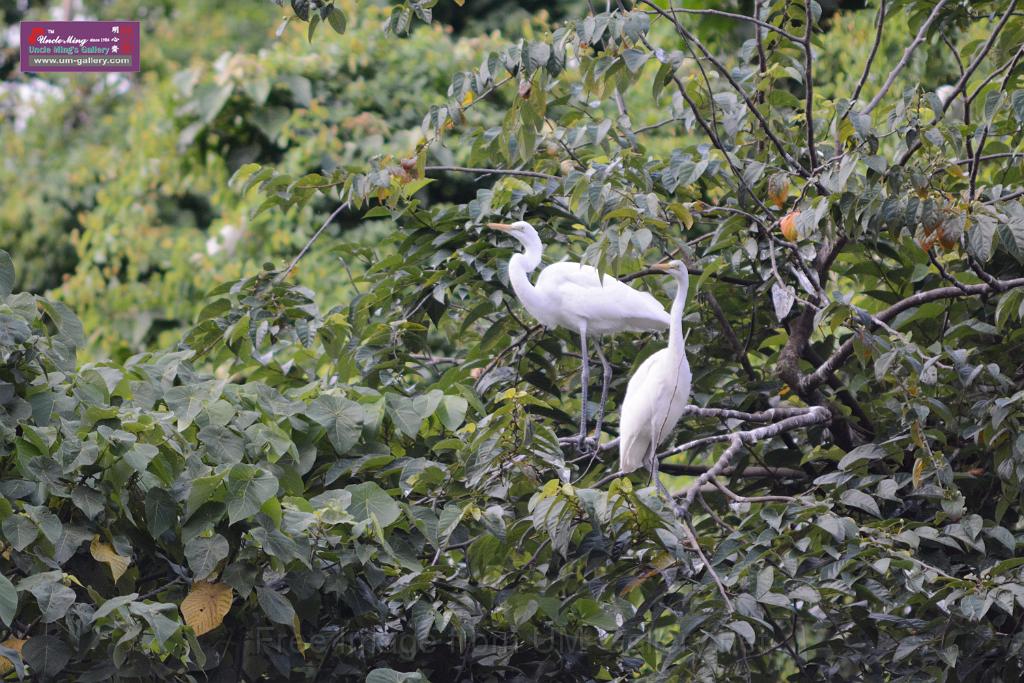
top-left (535, 261), bottom-right (604, 290)
top-left (557, 278), bottom-right (669, 332)
top-left (618, 351), bottom-right (663, 473)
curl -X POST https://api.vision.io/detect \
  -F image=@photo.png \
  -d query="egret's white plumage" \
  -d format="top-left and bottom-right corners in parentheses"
top-left (936, 85), bottom-right (965, 121)
top-left (486, 221), bottom-right (669, 447)
top-left (619, 260), bottom-right (692, 475)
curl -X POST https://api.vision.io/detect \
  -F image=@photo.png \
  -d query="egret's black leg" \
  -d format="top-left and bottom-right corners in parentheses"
top-left (577, 331), bottom-right (590, 452)
top-left (592, 343), bottom-right (612, 447)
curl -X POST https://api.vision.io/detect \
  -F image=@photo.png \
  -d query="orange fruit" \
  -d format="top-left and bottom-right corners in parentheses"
top-left (780, 210), bottom-right (800, 241)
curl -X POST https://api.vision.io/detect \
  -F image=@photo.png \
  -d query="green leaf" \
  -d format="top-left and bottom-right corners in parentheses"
top-left (345, 481), bottom-right (401, 527)
top-left (838, 444), bottom-right (885, 470)
top-left (123, 443), bottom-right (159, 474)
top-left (198, 425), bottom-right (245, 464)
top-left (225, 465), bottom-right (279, 525)
top-left (185, 534), bottom-right (229, 580)
top-left (28, 581), bottom-right (76, 623)
top-left (622, 48), bottom-right (650, 73)
top-left (165, 380), bottom-right (225, 429)
top-left (256, 585), bottom-right (295, 625)
top-left (968, 213), bottom-right (997, 262)
top-left (2, 515), bottom-right (37, 552)
top-left (841, 490), bottom-right (881, 517)
top-left (0, 574), bottom-right (17, 627)
top-left (436, 395), bottom-right (468, 431)
top-left (146, 488), bottom-right (178, 538)
top-left (186, 475), bottom-right (224, 519)
top-left (308, 394), bottom-right (363, 453)
top-left (22, 635), bottom-right (70, 679)
top-left (291, 0), bottom-right (311, 21)
top-left (525, 42), bottom-right (551, 74)
top-left (0, 250), bottom-right (13, 298)
top-left (327, 6), bottom-right (347, 34)
top-left (727, 620), bottom-right (756, 646)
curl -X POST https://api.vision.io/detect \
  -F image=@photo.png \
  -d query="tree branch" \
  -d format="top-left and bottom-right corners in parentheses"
top-left (800, 276), bottom-right (1024, 393)
top-left (802, 0), bottom-right (818, 169)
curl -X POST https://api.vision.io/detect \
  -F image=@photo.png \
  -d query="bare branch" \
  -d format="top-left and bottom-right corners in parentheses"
top-left (661, 463), bottom-right (807, 480)
top-left (863, 0), bottom-right (949, 115)
top-left (675, 406), bottom-right (831, 516)
top-left (984, 188), bottom-right (1024, 205)
top-left (848, 0), bottom-right (887, 107)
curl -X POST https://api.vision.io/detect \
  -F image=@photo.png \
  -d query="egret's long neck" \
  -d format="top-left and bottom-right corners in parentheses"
top-left (668, 272), bottom-right (689, 357)
top-left (507, 230), bottom-right (546, 318)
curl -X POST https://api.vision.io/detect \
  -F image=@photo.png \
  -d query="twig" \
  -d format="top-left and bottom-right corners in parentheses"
top-left (848, 0), bottom-right (887, 107)
top-left (643, 6), bottom-right (801, 43)
top-left (926, 250), bottom-right (971, 295)
top-left (424, 165), bottom-right (558, 182)
top-left (705, 290), bottom-right (758, 381)
top-left (278, 200), bottom-right (349, 283)
top-left (709, 476), bottom-right (796, 504)
top-left (683, 519), bottom-right (734, 611)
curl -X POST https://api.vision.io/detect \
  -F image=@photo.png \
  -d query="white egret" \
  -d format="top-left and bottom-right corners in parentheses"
top-left (486, 221), bottom-right (670, 449)
top-left (619, 260), bottom-right (692, 498)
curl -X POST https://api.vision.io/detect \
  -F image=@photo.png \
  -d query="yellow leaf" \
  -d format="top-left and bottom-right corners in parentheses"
top-left (90, 536), bottom-right (130, 582)
top-left (0, 638), bottom-right (26, 675)
top-left (461, 90), bottom-right (474, 107)
top-left (292, 614), bottom-right (309, 655)
top-left (912, 458), bottom-right (925, 489)
top-left (454, 0), bottom-right (464, 5)
top-left (181, 582), bottom-right (233, 637)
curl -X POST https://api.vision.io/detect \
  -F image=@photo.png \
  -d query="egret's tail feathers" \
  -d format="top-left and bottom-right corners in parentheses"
top-left (618, 434), bottom-right (649, 474)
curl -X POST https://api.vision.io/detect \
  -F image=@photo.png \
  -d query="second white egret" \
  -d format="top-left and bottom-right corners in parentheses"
top-left (619, 260), bottom-right (692, 497)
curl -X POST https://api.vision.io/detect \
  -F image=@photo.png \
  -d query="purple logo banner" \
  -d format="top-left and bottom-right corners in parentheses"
top-left (20, 21), bottom-right (140, 73)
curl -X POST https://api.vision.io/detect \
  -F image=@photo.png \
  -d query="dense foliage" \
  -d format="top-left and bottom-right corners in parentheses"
top-left (4, 0), bottom-right (1024, 680)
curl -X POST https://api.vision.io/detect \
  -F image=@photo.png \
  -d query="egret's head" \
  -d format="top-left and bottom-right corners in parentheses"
top-left (486, 220), bottom-right (535, 240)
top-left (652, 259), bottom-right (687, 278)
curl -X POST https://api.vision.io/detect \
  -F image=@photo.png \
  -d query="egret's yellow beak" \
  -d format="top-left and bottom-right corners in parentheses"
top-left (650, 262), bottom-right (672, 272)
top-left (487, 222), bottom-right (514, 232)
